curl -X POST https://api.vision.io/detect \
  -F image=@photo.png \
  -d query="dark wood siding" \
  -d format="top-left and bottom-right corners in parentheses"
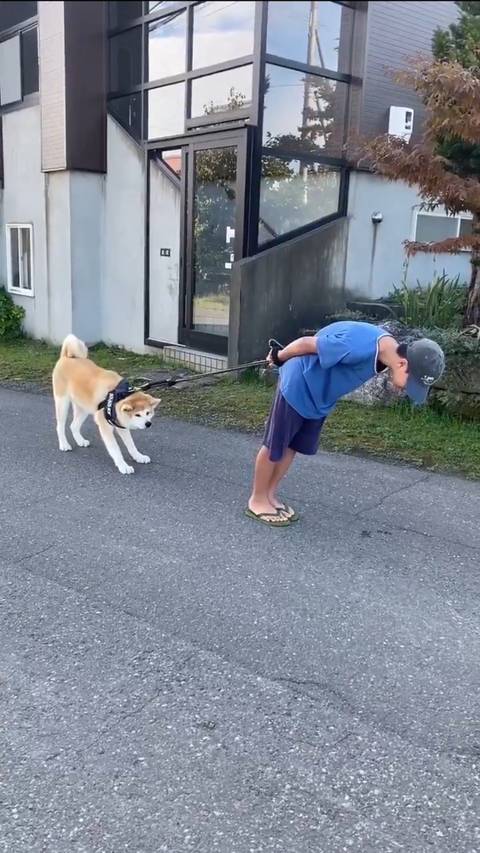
top-left (359, 1), bottom-right (459, 142)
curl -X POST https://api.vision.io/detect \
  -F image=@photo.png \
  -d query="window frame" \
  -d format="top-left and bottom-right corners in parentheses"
top-left (411, 206), bottom-right (473, 251)
top-left (6, 223), bottom-right (34, 296)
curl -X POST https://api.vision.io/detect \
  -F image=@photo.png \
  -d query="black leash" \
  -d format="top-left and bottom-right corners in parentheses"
top-left (136, 339), bottom-right (284, 393)
top-left (98, 340), bottom-right (285, 426)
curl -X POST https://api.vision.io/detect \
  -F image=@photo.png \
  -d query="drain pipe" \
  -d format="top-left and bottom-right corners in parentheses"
top-left (368, 211), bottom-right (383, 294)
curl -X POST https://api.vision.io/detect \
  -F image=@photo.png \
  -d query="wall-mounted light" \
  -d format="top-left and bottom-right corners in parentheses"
top-left (371, 211), bottom-right (383, 224)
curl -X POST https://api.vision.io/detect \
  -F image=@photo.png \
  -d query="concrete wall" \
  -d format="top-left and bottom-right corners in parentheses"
top-left (148, 157), bottom-right (181, 344)
top-left (345, 172), bottom-right (471, 300)
top-left (229, 218), bottom-right (348, 365)
top-left (45, 171), bottom-right (72, 340)
top-left (102, 116), bottom-right (145, 351)
top-left (70, 172), bottom-right (103, 342)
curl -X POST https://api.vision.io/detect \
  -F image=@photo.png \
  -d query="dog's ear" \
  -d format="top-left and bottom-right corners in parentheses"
top-left (149, 396), bottom-right (161, 409)
top-left (120, 402), bottom-right (133, 413)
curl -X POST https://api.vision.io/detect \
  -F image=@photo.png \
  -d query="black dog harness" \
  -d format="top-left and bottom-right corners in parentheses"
top-left (98, 379), bottom-right (134, 429)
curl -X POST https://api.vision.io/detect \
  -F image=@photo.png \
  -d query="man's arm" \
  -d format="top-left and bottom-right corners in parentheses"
top-left (269, 336), bottom-right (317, 365)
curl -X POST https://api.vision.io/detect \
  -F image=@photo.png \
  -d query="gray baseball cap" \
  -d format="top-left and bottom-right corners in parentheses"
top-left (405, 338), bottom-right (445, 404)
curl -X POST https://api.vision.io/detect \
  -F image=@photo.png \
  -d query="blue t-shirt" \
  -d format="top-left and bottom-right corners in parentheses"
top-left (280, 321), bottom-right (390, 419)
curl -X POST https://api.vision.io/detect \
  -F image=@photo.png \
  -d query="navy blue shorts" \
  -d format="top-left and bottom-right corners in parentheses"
top-left (263, 387), bottom-right (325, 462)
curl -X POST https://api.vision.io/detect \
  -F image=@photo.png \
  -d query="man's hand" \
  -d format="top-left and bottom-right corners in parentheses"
top-left (267, 336), bottom-right (317, 367)
top-left (267, 345), bottom-right (283, 367)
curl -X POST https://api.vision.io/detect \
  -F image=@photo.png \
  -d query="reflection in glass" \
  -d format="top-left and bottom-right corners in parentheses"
top-left (0, 1), bottom-right (36, 30)
top-left (415, 215), bottom-right (458, 243)
top-left (10, 228), bottom-right (20, 289)
top-left (267, 1), bottom-right (352, 74)
top-left (263, 64), bottom-right (347, 158)
top-left (20, 228), bottom-right (32, 290)
top-left (258, 156), bottom-right (340, 244)
top-left (109, 1), bottom-right (142, 28)
top-left (109, 93), bottom-right (142, 139)
top-left (148, 82), bottom-right (185, 138)
top-left (148, 10), bottom-right (186, 81)
top-left (192, 146), bottom-right (237, 337)
top-left (193, 1), bottom-right (255, 69)
top-left (161, 149), bottom-right (182, 177)
top-left (21, 26), bottom-right (38, 96)
top-left (191, 65), bottom-right (252, 118)
top-left (109, 27), bottom-right (142, 92)
top-left (148, 1), bottom-right (178, 12)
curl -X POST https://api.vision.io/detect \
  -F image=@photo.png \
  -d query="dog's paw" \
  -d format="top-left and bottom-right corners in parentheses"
top-left (117, 462), bottom-right (134, 475)
top-left (59, 442), bottom-right (72, 452)
top-left (75, 438), bottom-right (90, 448)
top-left (134, 454), bottom-right (151, 464)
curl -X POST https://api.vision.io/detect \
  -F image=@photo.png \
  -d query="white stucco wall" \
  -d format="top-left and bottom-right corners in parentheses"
top-left (102, 116), bottom-right (146, 351)
top-left (345, 171), bottom-right (471, 300)
top-left (45, 171), bottom-right (72, 341)
top-left (2, 106), bottom-right (50, 339)
top-left (148, 158), bottom-right (180, 344)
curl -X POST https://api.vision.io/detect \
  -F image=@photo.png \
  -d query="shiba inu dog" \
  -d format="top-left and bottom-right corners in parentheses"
top-left (52, 335), bottom-right (160, 474)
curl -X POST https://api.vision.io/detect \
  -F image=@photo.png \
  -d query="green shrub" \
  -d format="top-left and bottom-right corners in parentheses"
top-left (389, 273), bottom-right (467, 329)
top-left (0, 288), bottom-right (25, 339)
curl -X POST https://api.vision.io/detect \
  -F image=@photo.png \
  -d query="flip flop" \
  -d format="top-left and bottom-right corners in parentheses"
top-left (275, 503), bottom-right (299, 522)
top-left (245, 508), bottom-right (291, 527)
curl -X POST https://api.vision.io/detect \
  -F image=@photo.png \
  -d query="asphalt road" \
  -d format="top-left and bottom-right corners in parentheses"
top-left (0, 387), bottom-right (479, 852)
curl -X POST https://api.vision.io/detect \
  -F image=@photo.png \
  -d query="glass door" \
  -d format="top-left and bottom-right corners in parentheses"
top-left (180, 131), bottom-right (247, 355)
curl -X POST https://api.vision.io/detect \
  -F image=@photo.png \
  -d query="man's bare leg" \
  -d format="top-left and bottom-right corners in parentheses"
top-left (248, 446), bottom-right (289, 522)
top-left (267, 448), bottom-right (296, 516)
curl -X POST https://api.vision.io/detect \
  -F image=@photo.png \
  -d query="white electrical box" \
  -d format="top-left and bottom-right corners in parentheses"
top-left (388, 106), bottom-right (414, 142)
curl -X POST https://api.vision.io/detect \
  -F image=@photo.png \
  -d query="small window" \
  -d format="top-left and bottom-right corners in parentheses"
top-left (415, 214), bottom-right (457, 243)
top-left (414, 210), bottom-right (473, 248)
top-left (7, 224), bottom-right (33, 295)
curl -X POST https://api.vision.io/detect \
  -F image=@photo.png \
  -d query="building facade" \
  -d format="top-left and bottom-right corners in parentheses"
top-left (0, 0), bottom-right (465, 364)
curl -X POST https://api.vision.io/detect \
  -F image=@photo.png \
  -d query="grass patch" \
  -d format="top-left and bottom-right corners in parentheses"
top-left (0, 338), bottom-right (169, 385)
top-left (161, 381), bottom-right (480, 479)
top-left (1, 337), bottom-right (479, 478)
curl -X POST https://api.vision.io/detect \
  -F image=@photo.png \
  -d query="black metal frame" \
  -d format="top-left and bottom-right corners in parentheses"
top-left (145, 127), bottom-right (250, 355)
top-left (108, 0), bottom-right (357, 353)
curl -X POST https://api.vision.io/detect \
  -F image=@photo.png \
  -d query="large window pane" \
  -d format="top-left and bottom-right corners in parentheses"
top-left (263, 64), bottom-right (347, 158)
top-left (148, 82), bottom-right (185, 138)
top-left (109, 26), bottom-right (142, 92)
top-left (109, 2), bottom-right (142, 29)
top-left (258, 157), bottom-right (341, 244)
top-left (191, 65), bottom-right (252, 118)
top-left (21, 26), bottom-right (38, 95)
top-left (148, 10), bottom-right (186, 81)
top-left (192, 1), bottom-right (255, 69)
top-left (267, 1), bottom-right (353, 74)
top-left (109, 93), bottom-right (142, 139)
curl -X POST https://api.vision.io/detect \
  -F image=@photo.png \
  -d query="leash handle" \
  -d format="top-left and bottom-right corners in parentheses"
top-left (268, 338), bottom-right (284, 368)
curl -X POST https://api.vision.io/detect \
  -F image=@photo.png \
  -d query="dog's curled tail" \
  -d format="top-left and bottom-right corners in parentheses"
top-left (60, 334), bottom-right (88, 359)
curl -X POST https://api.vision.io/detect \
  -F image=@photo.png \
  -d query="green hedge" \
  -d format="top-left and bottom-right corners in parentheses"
top-left (0, 288), bottom-right (25, 339)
